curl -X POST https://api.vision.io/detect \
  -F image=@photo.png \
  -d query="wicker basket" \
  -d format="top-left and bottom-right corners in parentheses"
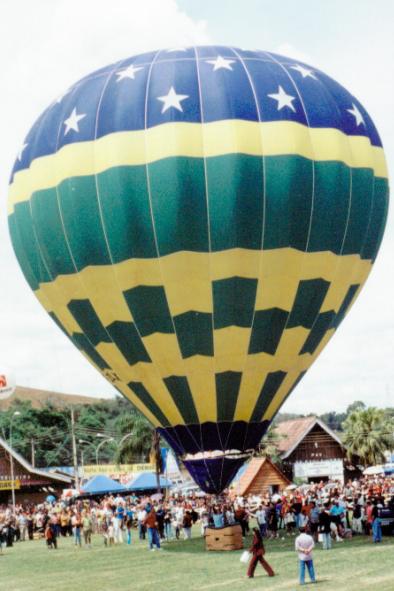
top-left (205, 524), bottom-right (243, 551)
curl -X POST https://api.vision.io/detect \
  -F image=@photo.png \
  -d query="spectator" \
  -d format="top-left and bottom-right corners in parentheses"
top-left (295, 526), bottom-right (316, 585)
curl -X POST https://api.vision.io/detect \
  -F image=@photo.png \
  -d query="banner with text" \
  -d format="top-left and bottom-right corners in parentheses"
top-left (0, 479), bottom-right (21, 490)
top-left (83, 463), bottom-right (155, 476)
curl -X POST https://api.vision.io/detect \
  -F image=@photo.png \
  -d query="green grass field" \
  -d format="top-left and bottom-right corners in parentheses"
top-left (1, 529), bottom-right (393, 591)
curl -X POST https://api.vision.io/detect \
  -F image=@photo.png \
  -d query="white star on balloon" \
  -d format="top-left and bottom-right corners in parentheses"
top-left (347, 103), bottom-right (365, 127)
top-left (268, 86), bottom-right (296, 112)
top-left (290, 64), bottom-right (317, 80)
top-left (63, 108), bottom-right (87, 135)
top-left (116, 64), bottom-right (143, 82)
top-left (206, 55), bottom-right (236, 71)
top-left (157, 86), bottom-right (189, 114)
top-left (17, 143), bottom-right (28, 161)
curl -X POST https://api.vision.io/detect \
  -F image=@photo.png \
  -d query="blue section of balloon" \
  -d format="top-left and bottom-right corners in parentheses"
top-left (11, 46), bottom-right (382, 183)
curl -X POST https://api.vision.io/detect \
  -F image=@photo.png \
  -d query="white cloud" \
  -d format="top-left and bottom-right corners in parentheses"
top-left (0, 0), bottom-right (209, 396)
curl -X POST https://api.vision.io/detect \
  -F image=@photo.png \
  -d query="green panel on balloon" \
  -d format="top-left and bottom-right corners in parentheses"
top-left (123, 285), bottom-right (174, 337)
top-left (250, 371), bottom-right (287, 422)
top-left (362, 177), bottom-right (389, 261)
top-left (342, 168), bottom-right (375, 256)
top-left (299, 311), bottom-right (336, 355)
top-left (68, 299), bottom-right (111, 346)
top-left (213, 277), bottom-right (258, 329)
top-left (206, 154), bottom-right (264, 251)
top-left (30, 188), bottom-right (76, 277)
top-left (163, 376), bottom-right (199, 424)
top-left (72, 333), bottom-right (110, 370)
top-left (264, 155), bottom-right (313, 252)
top-left (11, 202), bottom-right (52, 285)
top-left (97, 165), bottom-right (157, 260)
top-left (308, 161), bottom-right (351, 254)
top-left (287, 278), bottom-right (331, 329)
top-left (58, 176), bottom-right (112, 270)
top-left (173, 311), bottom-right (214, 358)
top-left (106, 321), bottom-right (152, 366)
top-left (333, 284), bottom-right (360, 327)
top-left (249, 308), bottom-right (289, 355)
top-left (8, 213), bottom-right (40, 291)
top-left (148, 157), bottom-right (209, 255)
top-left (128, 382), bottom-right (170, 427)
top-left (216, 371), bottom-right (242, 422)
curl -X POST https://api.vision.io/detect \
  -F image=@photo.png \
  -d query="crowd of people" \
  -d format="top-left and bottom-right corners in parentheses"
top-left (0, 474), bottom-right (393, 555)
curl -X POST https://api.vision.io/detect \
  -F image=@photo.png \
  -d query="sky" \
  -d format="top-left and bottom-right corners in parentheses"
top-left (0, 0), bottom-right (393, 415)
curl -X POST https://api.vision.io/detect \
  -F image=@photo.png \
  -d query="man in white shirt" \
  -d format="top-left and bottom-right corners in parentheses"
top-left (137, 508), bottom-right (147, 540)
top-left (254, 505), bottom-right (267, 538)
top-left (295, 527), bottom-right (316, 585)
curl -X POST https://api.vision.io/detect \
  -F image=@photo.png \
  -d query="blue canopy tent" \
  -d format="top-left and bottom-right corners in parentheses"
top-left (80, 475), bottom-right (126, 496)
top-left (125, 473), bottom-right (172, 492)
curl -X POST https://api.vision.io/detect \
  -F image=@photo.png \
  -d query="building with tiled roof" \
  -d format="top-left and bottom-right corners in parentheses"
top-left (0, 435), bottom-right (72, 504)
top-left (275, 416), bottom-right (356, 483)
top-left (234, 457), bottom-right (291, 497)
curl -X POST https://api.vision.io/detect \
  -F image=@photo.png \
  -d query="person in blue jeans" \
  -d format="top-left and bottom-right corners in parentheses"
top-left (295, 527), bottom-right (316, 585)
top-left (144, 504), bottom-right (161, 551)
top-left (372, 502), bottom-right (382, 543)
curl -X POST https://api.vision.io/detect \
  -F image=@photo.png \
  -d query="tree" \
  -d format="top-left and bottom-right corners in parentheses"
top-left (114, 411), bottom-right (153, 463)
top-left (115, 411), bottom-right (162, 492)
top-left (342, 407), bottom-right (394, 467)
top-left (257, 425), bottom-right (284, 464)
top-left (346, 401), bottom-right (366, 415)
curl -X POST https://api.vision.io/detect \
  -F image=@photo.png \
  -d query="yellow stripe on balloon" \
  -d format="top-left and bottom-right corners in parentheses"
top-left (214, 326), bottom-right (252, 374)
top-left (182, 357), bottom-right (217, 423)
top-left (8, 120), bottom-right (387, 214)
top-left (34, 249), bottom-right (372, 316)
top-left (160, 252), bottom-right (212, 316)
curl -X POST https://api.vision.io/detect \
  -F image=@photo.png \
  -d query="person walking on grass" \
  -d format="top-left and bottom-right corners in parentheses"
top-left (247, 527), bottom-right (275, 579)
top-left (72, 512), bottom-right (82, 547)
top-left (295, 526), bottom-right (316, 585)
top-left (82, 512), bottom-right (93, 548)
top-left (144, 503), bottom-right (161, 551)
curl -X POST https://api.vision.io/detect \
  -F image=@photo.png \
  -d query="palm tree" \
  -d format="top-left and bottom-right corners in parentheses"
top-left (342, 407), bottom-right (394, 467)
top-left (115, 411), bottom-right (153, 463)
top-left (115, 410), bottom-right (162, 492)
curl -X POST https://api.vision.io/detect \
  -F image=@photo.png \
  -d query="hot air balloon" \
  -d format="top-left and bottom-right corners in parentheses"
top-left (8, 47), bottom-right (388, 493)
top-left (0, 368), bottom-right (16, 400)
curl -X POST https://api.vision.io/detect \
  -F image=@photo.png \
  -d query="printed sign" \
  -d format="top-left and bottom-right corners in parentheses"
top-left (294, 459), bottom-right (344, 479)
top-left (0, 479), bottom-right (21, 490)
top-left (83, 463), bottom-right (155, 476)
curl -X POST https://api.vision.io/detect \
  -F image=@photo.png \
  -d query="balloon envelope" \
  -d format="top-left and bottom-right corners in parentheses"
top-left (0, 369), bottom-right (16, 400)
top-left (8, 47), bottom-right (388, 492)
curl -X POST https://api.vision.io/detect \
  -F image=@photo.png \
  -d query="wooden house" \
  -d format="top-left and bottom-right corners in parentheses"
top-left (234, 456), bottom-right (291, 497)
top-left (0, 435), bottom-right (72, 503)
top-left (276, 416), bottom-right (355, 483)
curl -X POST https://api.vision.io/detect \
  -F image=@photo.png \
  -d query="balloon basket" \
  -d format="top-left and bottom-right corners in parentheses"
top-left (205, 524), bottom-right (243, 551)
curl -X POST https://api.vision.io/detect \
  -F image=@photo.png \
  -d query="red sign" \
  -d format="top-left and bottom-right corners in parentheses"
top-left (0, 375), bottom-right (7, 388)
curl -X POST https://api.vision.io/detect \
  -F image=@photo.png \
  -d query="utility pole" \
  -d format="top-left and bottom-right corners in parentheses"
top-left (70, 407), bottom-right (80, 492)
top-left (152, 430), bottom-right (161, 494)
top-left (31, 438), bottom-right (35, 468)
